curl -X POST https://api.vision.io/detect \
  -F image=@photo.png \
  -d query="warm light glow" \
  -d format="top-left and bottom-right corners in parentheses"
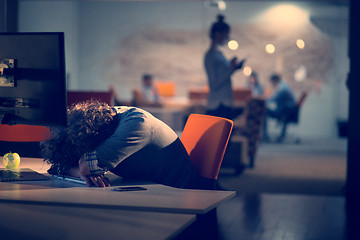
top-left (294, 65), bottom-right (307, 82)
top-left (218, 1), bottom-right (227, 11)
top-left (265, 44), bottom-right (275, 54)
top-left (228, 40), bottom-right (238, 50)
top-left (256, 4), bottom-right (309, 31)
top-left (243, 66), bottom-right (252, 76)
top-left (296, 39), bottom-right (305, 49)
top-left (208, 1), bottom-right (227, 11)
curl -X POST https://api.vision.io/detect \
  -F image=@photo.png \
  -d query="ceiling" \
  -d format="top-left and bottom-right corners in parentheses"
top-left (18, 0), bottom-right (349, 3)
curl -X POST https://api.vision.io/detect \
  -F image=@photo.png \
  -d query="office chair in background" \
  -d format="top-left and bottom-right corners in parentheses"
top-left (180, 114), bottom-right (233, 186)
top-left (0, 125), bottom-right (51, 157)
top-left (154, 81), bottom-right (176, 98)
top-left (277, 90), bottom-right (308, 143)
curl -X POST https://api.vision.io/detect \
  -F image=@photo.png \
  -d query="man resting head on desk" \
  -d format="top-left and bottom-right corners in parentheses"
top-left (41, 100), bottom-right (213, 190)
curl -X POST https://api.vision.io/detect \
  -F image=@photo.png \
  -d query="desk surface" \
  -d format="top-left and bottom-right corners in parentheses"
top-left (11, 157), bottom-right (50, 174)
top-left (0, 202), bottom-right (196, 240)
top-left (0, 184), bottom-right (235, 214)
top-left (0, 155), bottom-right (235, 239)
top-left (0, 159), bottom-right (203, 240)
top-left (0, 158), bottom-right (236, 215)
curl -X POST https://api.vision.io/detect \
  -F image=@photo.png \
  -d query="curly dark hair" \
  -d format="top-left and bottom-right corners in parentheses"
top-left (40, 100), bottom-right (119, 175)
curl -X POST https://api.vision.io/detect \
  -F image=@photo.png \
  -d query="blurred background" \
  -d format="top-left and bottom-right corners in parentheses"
top-left (15, 0), bottom-right (349, 139)
top-left (0, 0), bottom-right (350, 196)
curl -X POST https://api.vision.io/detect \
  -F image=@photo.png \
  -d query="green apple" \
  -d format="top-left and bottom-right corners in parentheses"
top-left (3, 152), bottom-right (21, 169)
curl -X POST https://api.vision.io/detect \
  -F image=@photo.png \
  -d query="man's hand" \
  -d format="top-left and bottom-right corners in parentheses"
top-left (78, 156), bottom-right (110, 187)
top-left (236, 58), bottom-right (246, 70)
top-left (84, 174), bottom-right (111, 188)
top-left (230, 57), bottom-right (246, 71)
top-left (230, 57), bottom-right (238, 71)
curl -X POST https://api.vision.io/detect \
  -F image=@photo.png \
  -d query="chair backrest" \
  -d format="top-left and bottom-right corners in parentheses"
top-left (287, 91), bottom-right (308, 123)
top-left (0, 124), bottom-right (51, 142)
top-left (154, 81), bottom-right (176, 97)
top-left (297, 91), bottom-right (308, 107)
top-left (180, 114), bottom-right (233, 179)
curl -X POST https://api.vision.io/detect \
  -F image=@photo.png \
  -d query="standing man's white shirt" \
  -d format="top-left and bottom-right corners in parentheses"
top-left (204, 49), bottom-right (233, 111)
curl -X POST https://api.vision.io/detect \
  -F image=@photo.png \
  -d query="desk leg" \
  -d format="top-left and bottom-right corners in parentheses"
top-left (175, 209), bottom-right (219, 240)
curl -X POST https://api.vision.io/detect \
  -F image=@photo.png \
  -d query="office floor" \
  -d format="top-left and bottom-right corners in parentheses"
top-left (214, 137), bottom-right (348, 240)
top-left (216, 192), bottom-right (345, 240)
top-left (1, 138), bottom-right (349, 240)
top-left (219, 137), bottom-right (347, 196)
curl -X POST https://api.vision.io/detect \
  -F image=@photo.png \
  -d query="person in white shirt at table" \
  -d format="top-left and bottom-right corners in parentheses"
top-left (132, 73), bottom-right (162, 107)
top-left (246, 71), bottom-right (264, 97)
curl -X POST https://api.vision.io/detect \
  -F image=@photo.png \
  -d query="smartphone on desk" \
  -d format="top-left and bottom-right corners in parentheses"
top-left (111, 186), bottom-right (147, 192)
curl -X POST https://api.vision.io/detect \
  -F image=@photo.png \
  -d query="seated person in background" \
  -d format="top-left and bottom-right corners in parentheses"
top-left (263, 73), bottom-right (296, 142)
top-left (41, 100), bottom-right (213, 190)
top-left (132, 73), bottom-right (162, 107)
top-left (109, 83), bottom-right (131, 106)
top-left (246, 71), bottom-right (264, 97)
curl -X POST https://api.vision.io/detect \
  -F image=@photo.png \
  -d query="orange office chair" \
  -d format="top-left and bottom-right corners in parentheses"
top-left (180, 114), bottom-right (233, 180)
top-left (0, 125), bottom-right (51, 142)
top-left (0, 124), bottom-right (51, 157)
top-left (154, 81), bottom-right (176, 98)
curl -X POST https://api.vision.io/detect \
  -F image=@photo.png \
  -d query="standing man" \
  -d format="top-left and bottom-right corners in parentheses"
top-left (204, 14), bottom-right (245, 120)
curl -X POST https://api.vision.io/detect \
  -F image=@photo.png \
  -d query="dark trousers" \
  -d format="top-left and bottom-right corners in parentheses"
top-left (263, 107), bottom-right (298, 140)
top-left (111, 138), bottom-right (215, 190)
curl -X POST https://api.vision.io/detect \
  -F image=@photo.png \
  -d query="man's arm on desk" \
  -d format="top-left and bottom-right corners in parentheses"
top-left (68, 156), bottom-right (110, 187)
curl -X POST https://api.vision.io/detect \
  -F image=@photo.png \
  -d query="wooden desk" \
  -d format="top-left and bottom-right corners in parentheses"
top-left (0, 158), bottom-right (235, 238)
top-left (1, 159), bottom-right (235, 213)
top-left (0, 184), bottom-right (235, 214)
top-left (4, 158), bottom-right (145, 189)
top-left (0, 202), bottom-right (196, 240)
top-left (11, 157), bottom-right (50, 174)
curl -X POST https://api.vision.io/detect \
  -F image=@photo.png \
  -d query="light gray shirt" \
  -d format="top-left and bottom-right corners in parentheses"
top-left (88, 106), bottom-right (209, 189)
top-left (204, 49), bottom-right (233, 110)
top-left (96, 106), bottom-right (178, 170)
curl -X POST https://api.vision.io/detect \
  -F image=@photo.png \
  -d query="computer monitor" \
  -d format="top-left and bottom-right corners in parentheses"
top-left (0, 32), bottom-right (67, 127)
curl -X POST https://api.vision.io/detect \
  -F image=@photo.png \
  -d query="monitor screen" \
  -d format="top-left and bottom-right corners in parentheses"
top-left (0, 32), bottom-right (67, 127)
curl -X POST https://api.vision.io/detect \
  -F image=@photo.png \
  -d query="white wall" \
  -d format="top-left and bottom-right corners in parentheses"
top-left (17, 1), bottom-right (349, 139)
top-left (18, 1), bottom-right (79, 89)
